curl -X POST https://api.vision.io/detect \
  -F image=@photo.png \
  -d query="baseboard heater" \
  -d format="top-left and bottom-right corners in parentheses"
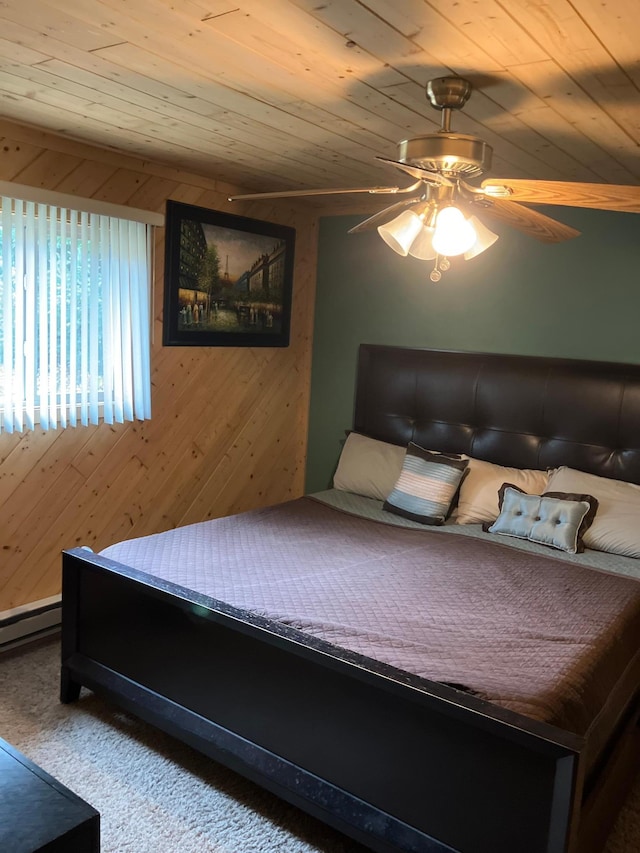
top-left (0, 595), bottom-right (62, 651)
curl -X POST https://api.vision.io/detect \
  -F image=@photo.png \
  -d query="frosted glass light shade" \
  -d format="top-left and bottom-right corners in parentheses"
top-left (432, 207), bottom-right (476, 257)
top-left (408, 226), bottom-right (437, 260)
top-left (463, 216), bottom-right (499, 259)
top-left (377, 210), bottom-right (424, 256)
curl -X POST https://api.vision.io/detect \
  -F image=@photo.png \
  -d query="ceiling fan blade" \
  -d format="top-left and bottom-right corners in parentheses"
top-left (347, 198), bottom-right (423, 233)
top-left (475, 198), bottom-right (581, 242)
top-left (376, 157), bottom-right (454, 187)
top-left (481, 179), bottom-right (640, 213)
top-left (228, 183), bottom-right (420, 202)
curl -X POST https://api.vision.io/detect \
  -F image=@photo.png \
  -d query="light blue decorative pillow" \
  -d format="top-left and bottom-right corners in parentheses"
top-left (383, 443), bottom-right (468, 526)
top-left (485, 484), bottom-right (599, 554)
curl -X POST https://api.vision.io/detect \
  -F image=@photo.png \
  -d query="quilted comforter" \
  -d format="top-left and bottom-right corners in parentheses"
top-left (101, 495), bottom-right (640, 741)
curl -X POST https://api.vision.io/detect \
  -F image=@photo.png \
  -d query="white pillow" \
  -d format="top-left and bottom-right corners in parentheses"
top-left (545, 466), bottom-right (640, 558)
top-left (454, 457), bottom-right (549, 525)
top-left (333, 432), bottom-right (406, 500)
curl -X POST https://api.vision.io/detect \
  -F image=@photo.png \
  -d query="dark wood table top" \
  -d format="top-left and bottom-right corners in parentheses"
top-left (0, 737), bottom-right (100, 853)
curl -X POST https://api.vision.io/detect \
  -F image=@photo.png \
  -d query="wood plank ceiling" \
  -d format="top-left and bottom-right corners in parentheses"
top-left (0, 0), bottom-right (639, 198)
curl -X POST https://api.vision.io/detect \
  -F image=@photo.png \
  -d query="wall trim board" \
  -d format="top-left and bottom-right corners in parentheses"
top-left (0, 595), bottom-right (62, 652)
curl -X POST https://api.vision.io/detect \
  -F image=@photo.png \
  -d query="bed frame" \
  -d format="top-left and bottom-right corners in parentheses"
top-left (61, 345), bottom-right (640, 853)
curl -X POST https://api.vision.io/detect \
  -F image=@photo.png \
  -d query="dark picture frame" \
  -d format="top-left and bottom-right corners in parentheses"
top-left (162, 200), bottom-right (295, 347)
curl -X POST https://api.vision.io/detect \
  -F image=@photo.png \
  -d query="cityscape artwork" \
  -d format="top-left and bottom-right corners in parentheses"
top-left (162, 200), bottom-right (295, 347)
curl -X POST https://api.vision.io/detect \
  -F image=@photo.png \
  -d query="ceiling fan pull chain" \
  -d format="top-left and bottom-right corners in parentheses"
top-left (430, 254), bottom-right (452, 282)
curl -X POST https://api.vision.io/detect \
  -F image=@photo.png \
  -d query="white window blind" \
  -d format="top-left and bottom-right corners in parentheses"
top-left (0, 196), bottom-right (153, 433)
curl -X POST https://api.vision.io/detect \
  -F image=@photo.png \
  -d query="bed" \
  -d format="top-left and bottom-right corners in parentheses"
top-left (61, 344), bottom-right (640, 853)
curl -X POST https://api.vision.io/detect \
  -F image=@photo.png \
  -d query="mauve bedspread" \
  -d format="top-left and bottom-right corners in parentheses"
top-left (100, 496), bottom-right (640, 740)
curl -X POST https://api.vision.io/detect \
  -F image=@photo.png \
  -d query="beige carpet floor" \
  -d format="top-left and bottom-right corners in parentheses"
top-left (0, 637), bottom-right (638, 853)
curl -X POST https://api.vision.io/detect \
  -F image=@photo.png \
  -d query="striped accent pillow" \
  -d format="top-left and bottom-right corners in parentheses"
top-left (383, 443), bottom-right (469, 525)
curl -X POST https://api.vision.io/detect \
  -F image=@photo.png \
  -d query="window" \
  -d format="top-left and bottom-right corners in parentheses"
top-left (0, 187), bottom-right (159, 433)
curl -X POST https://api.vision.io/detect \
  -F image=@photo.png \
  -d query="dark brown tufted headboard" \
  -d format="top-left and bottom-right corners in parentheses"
top-left (354, 344), bottom-right (640, 485)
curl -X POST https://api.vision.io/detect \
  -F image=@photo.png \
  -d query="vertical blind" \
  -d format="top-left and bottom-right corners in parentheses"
top-left (0, 197), bottom-right (152, 433)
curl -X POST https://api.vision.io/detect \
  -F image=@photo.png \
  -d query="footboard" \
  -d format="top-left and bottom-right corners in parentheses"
top-left (61, 546), bottom-right (586, 853)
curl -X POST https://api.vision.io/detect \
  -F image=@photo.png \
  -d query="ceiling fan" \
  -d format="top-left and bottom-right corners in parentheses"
top-left (229, 76), bottom-right (640, 280)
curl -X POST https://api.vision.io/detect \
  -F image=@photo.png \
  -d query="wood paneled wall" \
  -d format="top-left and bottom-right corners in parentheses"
top-left (0, 119), bottom-right (319, 611)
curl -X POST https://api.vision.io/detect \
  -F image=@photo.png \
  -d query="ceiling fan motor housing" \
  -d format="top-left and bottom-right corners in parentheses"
top-left (398, 133), bottom-right (493, 179)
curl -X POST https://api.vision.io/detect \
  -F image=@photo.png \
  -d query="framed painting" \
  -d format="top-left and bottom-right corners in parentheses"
top-left (162, 200), bottom-right (295, 347)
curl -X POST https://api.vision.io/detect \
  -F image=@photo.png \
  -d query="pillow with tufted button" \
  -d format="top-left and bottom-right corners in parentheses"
top-left (483, 483), bottom-right (599, 554)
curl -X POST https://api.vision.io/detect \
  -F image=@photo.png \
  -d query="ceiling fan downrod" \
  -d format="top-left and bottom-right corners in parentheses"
top-left (426, 76), bottom-right (473, 133)
top-left (398, 76), bottom-right (492, 179)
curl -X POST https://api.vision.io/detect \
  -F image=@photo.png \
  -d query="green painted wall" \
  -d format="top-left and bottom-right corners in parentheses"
top-left (306, 206), bottom-right (640, 492)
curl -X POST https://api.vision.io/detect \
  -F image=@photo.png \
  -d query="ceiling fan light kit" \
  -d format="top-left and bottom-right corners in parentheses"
top-left (408, 226), bottom-right (437, 261)
top-left (377, 209), bottom-right (426, 256)
top-left (432, 207), bottom-right (477, 257)
top-left (229, 75), bottom-right (640, 281)
top-left (463, 216), bottom-right (500, 260)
